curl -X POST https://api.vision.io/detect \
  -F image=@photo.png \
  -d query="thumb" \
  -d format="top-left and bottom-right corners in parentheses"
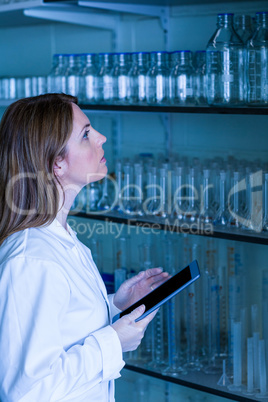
top-left (127, 304), bottom-right (146, 321)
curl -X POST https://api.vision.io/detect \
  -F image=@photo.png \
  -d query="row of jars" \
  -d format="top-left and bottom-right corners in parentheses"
top-left (31, 10), bottom-right (268, 107)
top-left (0, 11), bottom-right (267, 106)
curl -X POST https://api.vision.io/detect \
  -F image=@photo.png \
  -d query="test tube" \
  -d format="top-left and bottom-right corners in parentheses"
top-left (203, 273), bottom-right (221, 374)
top-left (228, 321), bottom-right (243, 391)
top-left (257, 339), bottom-right (268, 398)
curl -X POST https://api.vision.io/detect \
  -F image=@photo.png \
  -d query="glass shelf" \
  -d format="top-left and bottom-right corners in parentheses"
top-left (79, 103), bottom-right (268, 115)
top-left (125, 364), bottom-right (259, 402)
top-left (71, 211), bottom-right (268, 245)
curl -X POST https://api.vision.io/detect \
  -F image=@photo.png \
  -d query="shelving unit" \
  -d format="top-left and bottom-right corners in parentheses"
top-left (0, 0), bottom-right (268, 400)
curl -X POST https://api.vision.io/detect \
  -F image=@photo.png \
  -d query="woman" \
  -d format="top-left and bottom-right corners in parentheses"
top-left (0, 93), bottom-right (168, 402)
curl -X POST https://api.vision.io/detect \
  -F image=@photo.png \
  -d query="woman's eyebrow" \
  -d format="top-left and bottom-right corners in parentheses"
top-left (79, 123), bottom-right (91, 136)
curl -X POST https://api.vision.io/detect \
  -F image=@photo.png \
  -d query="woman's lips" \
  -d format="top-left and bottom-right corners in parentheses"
top-left (100, 156), bottom-right (106, 163)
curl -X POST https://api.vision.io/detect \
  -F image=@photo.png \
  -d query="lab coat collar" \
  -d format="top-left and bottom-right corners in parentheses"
top-left (42, 218), bottom-right (77, 250)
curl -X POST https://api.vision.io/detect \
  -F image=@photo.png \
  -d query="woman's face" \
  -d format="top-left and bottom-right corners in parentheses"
top-left (58, 103), bottom-right (107, 189)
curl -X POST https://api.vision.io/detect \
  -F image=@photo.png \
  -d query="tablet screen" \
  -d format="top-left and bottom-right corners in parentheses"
top-left (119, 260), bottom-right (200, 321)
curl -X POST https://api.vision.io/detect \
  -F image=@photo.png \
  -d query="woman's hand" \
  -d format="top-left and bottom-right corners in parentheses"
top-left (113, 267), bottom-right (170, 311)
top-left (111, 304), bottom-right (159, 352)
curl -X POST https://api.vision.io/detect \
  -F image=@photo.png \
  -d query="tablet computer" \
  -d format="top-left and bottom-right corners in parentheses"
top-left (119, 260), bottom-right (200, 322)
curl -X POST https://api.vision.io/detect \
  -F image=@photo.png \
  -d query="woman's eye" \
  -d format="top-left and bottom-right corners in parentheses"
top-left (83, 130), bottom-right (89, 139)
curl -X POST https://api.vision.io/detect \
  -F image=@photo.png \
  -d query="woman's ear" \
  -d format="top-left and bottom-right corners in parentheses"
top-left (53, 156), bottom-right (67, 178)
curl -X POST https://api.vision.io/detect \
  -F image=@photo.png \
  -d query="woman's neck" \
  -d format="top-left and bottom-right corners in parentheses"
top-left (56, 186), bottom-right (80, 231)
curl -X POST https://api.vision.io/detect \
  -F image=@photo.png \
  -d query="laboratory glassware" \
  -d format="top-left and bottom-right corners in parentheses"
top-left (79, 53), bottom-right (97, 104)
top-left (194, 50), bottom-right (207, 105)
top-left (86, 181), bottom-right (101, 213)
top-left (65, 54), bottom-right (84, 97)
top-left (146, 51), bottom-right (170, 105)
top-left (121, 164), bottom-right (135, 215)
top-left (184, 167), bottom-right (200, 223)
top-left (172, 166), bottom-right (187, 221)
top-left (199, 169), bottom-right (214, 224)
top-left (128, 52), bottom-right (149, 104)
top-left (97, 176), bottom-right (112, 212)
top-left (113, 236), bottom-right (130, 292)
top-left (234, 15), bottom-right (254, 44)
top-left (94, 52), bottom-right (113, 103)
top-left (157, 167), bottom-right (171, 219)
top-left (247, 12), bottom-right (268, 105)
top-left (214, 170), bottom-right (229, 226)
top-left (144, 166), bottom-right (162, 216)
top-left (111, 52), bottom-right (131, 104)
top-left (132, 163), bottom-right (144, 216)
top-left (206, 13), bottom-right (245, 106)
top-left (228, 171), bottom-right (243, 228)
top-left (169, 50), bottom-right (196, 106)
top-left (47, 54), bottom-right (67, 93)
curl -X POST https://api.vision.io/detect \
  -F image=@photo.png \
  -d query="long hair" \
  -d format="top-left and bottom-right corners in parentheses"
top-left (0, 93), bottom-right (78, 244)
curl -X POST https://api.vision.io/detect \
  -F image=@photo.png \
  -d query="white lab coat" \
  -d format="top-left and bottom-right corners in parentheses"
top-left (0, 219), bottom-right (125, 402)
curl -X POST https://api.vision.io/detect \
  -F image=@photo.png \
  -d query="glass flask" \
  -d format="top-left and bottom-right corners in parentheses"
top-left (206, 13), bottom-right (245, 106)
top-left (121, 164), bottom-right (135, 214)
top-left (65, 54), bottom-right (84, 97)
top-left (172, 166), bottom-right (187, 221)
top-left (157, 167), bottom-right (170, 219)
top-left (47, 53), bottom-right (67, 93)
top-left (228, 171), bottom-right (243, 228)
top-left (234, 14), bottom-right (254, 44)
top-left (86, 181), bottom-right (101, 213)
top-left (94, 52), bottom-right (113, 103)
top-left (184, 167), bottom-right (200, 223)
top-left (144, 166), bottom-right (161, 216)
top-left (128, 52), bottom-right (149, 104)
top-left (97, 176), bottom-right (112, 212)
top-left (146, 51), bottom-right (170, 105)
top-left (214, 170), bottom-right (229, 226)
top-left (247, 12), bottom-right (268, 105)
top-left (79, 53), bottom-right (97, 104)
top-left (194, 50), bottom-right (207, 105)
top-left (169, 50), bottom-right (196, 105)
top-left (111, 52), bottom-right (131, 104)
top-left (199, 169), bottom-right (214, 224)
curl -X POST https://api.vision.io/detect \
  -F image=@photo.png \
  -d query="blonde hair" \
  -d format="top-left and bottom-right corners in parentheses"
top-left (0, 93), bottom-right (78, 244)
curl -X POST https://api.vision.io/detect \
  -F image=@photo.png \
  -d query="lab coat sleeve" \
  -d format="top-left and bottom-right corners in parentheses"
top-left (107, 293), bottom-right (122, 319)
top-left (0, 257), bottom-right (124, 402)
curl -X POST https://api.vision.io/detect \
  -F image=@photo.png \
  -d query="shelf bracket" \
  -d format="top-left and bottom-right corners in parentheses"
top-left (78, 1), bottom-right (170, 33)
top-left (23, 4), bottom-right (117, 30)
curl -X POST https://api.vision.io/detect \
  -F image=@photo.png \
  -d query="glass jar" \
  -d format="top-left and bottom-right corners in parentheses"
top-left (94, 53), bottom-right (113, 103)
top-left (206, 13), bottom-right (245, 106)
top-left (169, 50), bottom-right (196, 105)
top-left (234, 14), bottom-right (254, 44)
top-left (247, 11), bottom-right (268, 105)
top-left (128, 52), bottom-right (149, 104)
top-left (111, 52), bottom-right (131, 104)
top-left (65, 54), bottom-right (84, 97)
top-left (47, 53), bottom-right (68, 93)
top-left (79, 53), bottom-right (97, 104)
top-left (146, 51), bottom-right (170, 105)
top-left (194, 50), bottom-right (207, 105)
